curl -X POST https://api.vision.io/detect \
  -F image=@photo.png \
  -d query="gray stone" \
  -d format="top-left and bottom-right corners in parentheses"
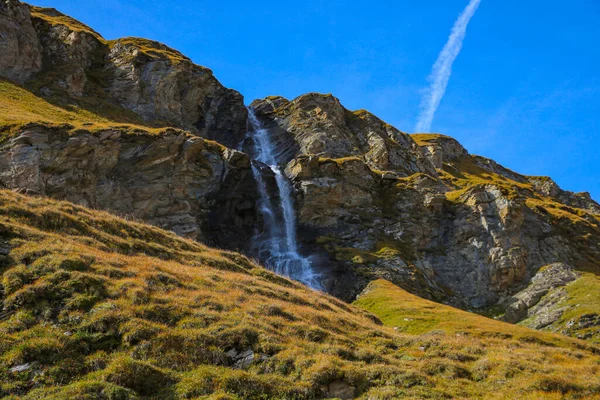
top-left (0, 127), bottom-right (258, 251)
top-left (10, 363), bottom-right (32, 373)
top-left (326, 380), bottom-right (355, 400)
top-left (0, 0), bottom-right (42, 83)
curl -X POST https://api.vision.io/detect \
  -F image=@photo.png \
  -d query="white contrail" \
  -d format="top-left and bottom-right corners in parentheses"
top-left (415, 0), bottom-right (482, 133)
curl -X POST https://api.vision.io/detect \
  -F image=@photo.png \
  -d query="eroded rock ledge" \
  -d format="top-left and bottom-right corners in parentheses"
top-left (0, 125), bottom-right (258, 251)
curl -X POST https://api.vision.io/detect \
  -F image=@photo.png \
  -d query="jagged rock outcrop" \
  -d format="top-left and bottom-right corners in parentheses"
top-left (0, 125), bottom-right (258, 250)
top-left (529, 176), bottom-right (600, 215)
top-left (416, 134), bottom-right (468, 169)
top-left (0, 0), bottom-right (42, 83)
top-left (501, 263), bottom-right (578, 325)
top-left (0, 1), bottom-right (256, 248)
top-left (1, 3), bottom-right (247, 148)
top-left (29, 6), bottom-right (103, 97)
top-left (105, 38), bottom-right (247, 147)
top-left (250, 94), bottom-right (434, 176)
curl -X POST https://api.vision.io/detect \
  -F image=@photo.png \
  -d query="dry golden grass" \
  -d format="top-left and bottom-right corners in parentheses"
top-left (354, 280), bottom-right (600, 398)
top-left (410, 133), bottom-right (454, 146)
top-left (0, 78), bottom-right (112, 129)
top-left (0, 79), bottom-right (197, 145)
top-left (439, 158), bottom-right (533, 201)
top-left (108, 38), bottom-right (192, 64)
top-left (0, 190), bottom-right (598, 399)
top-left (29, 6), bottom-right (104, 41)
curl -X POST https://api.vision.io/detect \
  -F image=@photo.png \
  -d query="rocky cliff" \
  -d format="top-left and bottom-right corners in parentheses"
top-left (0, 125), bottom-right (257, 250)
top-left (0, 0), bottom-right (599, 344)
top-left (1, 1), bottom-right (247, 147)
top-left (251, 95), bottom-right (600, 342)
top-left (0, 0), bottom-right (257, 250)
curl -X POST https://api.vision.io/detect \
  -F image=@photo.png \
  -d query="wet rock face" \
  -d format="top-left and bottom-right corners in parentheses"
top-left (0, 126), bottom-right (258, 250)
top-left (0, 0), bottom-right (42, 83)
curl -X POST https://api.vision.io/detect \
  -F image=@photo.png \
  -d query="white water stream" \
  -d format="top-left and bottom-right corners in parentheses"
top-left (247, 108), bottom-right (320, 289)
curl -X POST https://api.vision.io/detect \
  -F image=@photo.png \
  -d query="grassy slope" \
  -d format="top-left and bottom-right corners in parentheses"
top-left (354, 280), bottom-right (600, 398)
top-left (355, 279), bottom-right (557, 338)
top-left (0, 79), bottom-right (180, 144)
top-left (0, 191), bottom-right (598, 400)
top-left (520, 272), bottom-right (600, 344)
top-left (0, 78), bottom-right (111, 128)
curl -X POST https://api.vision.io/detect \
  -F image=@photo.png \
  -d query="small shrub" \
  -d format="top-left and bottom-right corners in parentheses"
top-left (120, 318), bottom-right (162, 346)
top-left (94, 265), bottom-right (136, 279)
top-left (2, 264), bottom-right (31, 295)
top-left (85, 351), bottom-right (109, 372)
top-left (386, 371), bottom-right (429, 388)
top-left (4, 334), bottom-right (64, 366)
top-left (422, 359), bottom-right (471, 380)
top-left (144, 272), bottom-right (182, 292)
top-left (134, 304), bottom-right (184, 326)
top-left (145, 331), bottom-right (227, 370)
top-left (518, 334), bottom-right (556, 347)
top-left (304, 357), bottom-right (343, 386)
top-left (22, 380), bottom-right (138, 400)
top-left (177, 365), bottom-right (305, 400)
top-left (5, 310), bottom-right (37, 333)
top-left (258, 304), bottom-right (296, 321)
top-left (361, 385), bottom-right (405, 399)
top-left (534, 376), bottom-right (585, 394)
top-left (45, 356), bottom-right (87, 385)
top-left (64, 293), bottom-right (101, 311)
top-left (305, 327), bottom-right (328, 343)
top-left (177, 312), bottom-right (220, 329)
top-left (471, 358), bottom-right (496, 382)
top-left (102, 355), bottom-right (175, 396)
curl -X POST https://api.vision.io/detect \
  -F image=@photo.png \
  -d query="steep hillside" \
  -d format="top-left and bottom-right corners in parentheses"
top-left (0, 190), bottom-right (599, 399)
top-left (413, 134), bottom-right (600, 343)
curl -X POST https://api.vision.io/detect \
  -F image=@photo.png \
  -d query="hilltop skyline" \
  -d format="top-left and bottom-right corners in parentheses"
top-left (28, 0), bottom-right (600, 200)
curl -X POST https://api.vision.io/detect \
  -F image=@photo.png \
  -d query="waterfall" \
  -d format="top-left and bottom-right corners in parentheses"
top-left (246, 107), bottom-right (321, 289)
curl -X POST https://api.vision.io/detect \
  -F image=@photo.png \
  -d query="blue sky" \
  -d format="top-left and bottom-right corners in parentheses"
top-left (32, 0), bottom-right (600, 200)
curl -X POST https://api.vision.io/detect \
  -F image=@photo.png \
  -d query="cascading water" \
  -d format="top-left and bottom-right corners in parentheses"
top-left (246, 107), bottom-right (321, 290)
